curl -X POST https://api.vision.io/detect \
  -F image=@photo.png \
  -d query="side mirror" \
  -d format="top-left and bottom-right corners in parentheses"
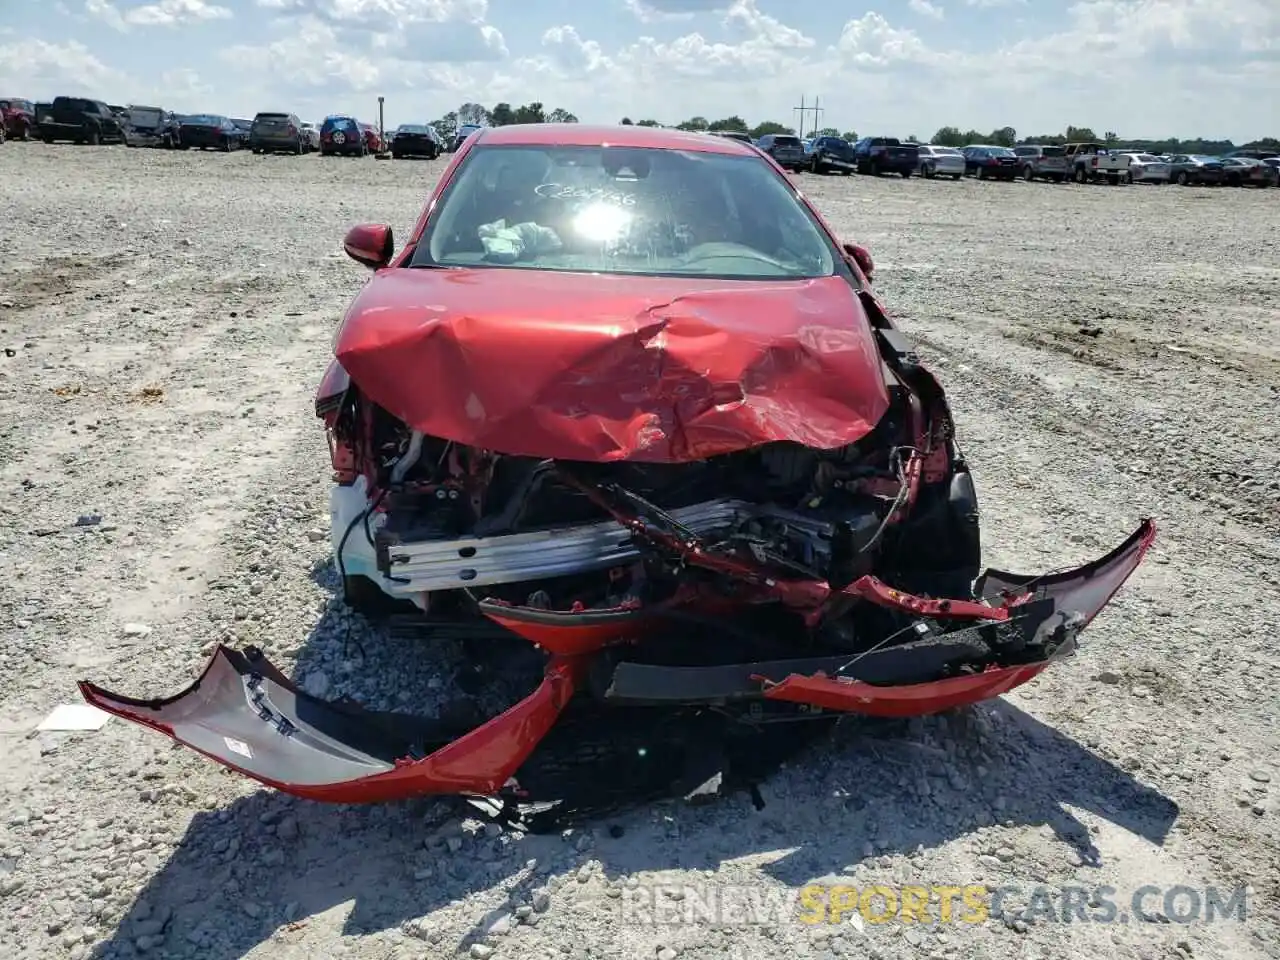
top-left (842, 241), bottom-right (874, 281)
top-left (343, 223), bottom-right (394, 269)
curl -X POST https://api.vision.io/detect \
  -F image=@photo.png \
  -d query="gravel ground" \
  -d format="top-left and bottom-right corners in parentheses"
top-left (1, 143), bottom-right (1277, 960)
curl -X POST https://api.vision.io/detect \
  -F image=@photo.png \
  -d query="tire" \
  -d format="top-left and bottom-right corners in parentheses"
top-left (951, 173), bottom-right (961, 180)
top-left (20, 123), bottom-right (31, 142)
top-left (1125, 170), bottom-right (1134, 184)
top-left (900, 169), bottom-right (911, 178)
top-left (43, 134), bottom-right (53, 144)
top-left (296, 139), bottom-right (304, 155)
top-left (85, 128), bottom-right (99, 146)
top-left (977, 166), bottom-right (987, 180)
top-left (1023, 165), bottom-right (1035, 181)
top-left (923, 164), bottom-right (935, 179)
top-left (1177, 171), bottom-right (1189, 185)
top-left (1073, 166), bottom-right (1087, 184)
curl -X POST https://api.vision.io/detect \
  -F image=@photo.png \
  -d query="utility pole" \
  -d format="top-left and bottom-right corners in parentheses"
top-left (377, 96), bottom-right (385, 147)
top-left (792, 95), bottom-right (824, 138)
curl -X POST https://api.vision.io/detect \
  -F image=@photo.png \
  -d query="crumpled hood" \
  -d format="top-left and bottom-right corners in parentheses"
top-left (333, 267), bottom-right (891, 463)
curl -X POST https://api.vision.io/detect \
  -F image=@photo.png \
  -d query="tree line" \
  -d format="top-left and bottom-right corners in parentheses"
top-left (427, 105), bottom-right (1277, 155)
top-left (432, 102), bottom-right (578, 139)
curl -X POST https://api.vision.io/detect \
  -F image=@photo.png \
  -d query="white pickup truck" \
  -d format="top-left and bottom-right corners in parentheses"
top-left (1062, 142), bottom-right (1131, 184)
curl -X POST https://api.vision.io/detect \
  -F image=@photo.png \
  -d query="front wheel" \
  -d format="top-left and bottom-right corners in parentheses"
top-left (900, 169), bottom-right (911, 178)
top-left (1177, 171), bottom-right (1189, 185)
top-left (85, 128), bottom-right (100, 146)
top-left (1023, 165), bottom-right (1035, 181)
top-left (1073, 166), bottom-right (1087, 184)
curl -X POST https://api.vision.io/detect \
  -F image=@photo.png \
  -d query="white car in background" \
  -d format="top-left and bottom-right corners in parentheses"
top-left (1123, 153), bottom-right (1170, 183)
top-left (916, 144), bottom-right (965, 179)
top-left (300, 122), bottom-right (321, 152)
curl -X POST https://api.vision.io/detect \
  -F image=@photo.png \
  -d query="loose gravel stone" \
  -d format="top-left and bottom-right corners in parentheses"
top-left (0, 140), bottom-right (1275, 960)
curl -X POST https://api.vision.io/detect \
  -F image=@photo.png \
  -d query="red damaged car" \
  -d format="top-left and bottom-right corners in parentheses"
top-left (81, 124), bottom-right (1155, 825)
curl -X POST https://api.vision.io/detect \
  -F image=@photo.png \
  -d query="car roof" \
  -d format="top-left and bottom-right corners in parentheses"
top-left (474, 122), bottom-right (755, 156)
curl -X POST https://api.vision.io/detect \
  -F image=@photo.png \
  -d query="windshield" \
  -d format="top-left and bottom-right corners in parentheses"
top-left (323, 117), bottom-right (358, 131)
top-left (772, 136), bottom-right (802, 147)
top-left (1038, 146), bottom-right (1064, 156)
top-left (1191, 155), bottom-right (1218, 162)
top-left (1137, 154), bottom-right (1161, 162)
top-left (412, 144), bottom-right (837, 281)
top-left (930, 146), bottom-right (961, 156)
top-left (989, 147), bottom-right (1016, 158)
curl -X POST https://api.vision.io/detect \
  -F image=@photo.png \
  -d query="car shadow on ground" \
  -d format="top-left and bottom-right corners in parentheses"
top-left (91, 567), bottom-right (1180, 960)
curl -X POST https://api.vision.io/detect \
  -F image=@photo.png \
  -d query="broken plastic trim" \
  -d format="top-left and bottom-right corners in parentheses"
top-left (79, 646), bottom-right (586, 803)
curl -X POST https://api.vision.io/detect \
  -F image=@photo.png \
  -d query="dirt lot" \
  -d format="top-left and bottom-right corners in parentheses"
top-left (1, 143), bottom-right (1278, 960)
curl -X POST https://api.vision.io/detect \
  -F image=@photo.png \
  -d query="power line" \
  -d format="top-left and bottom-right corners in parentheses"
top-left (792, 95), bottom-right (824, 138)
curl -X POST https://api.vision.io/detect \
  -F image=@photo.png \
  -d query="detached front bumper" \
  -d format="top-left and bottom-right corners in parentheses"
top-left (80, 647), bottom-right (586, 803)
top-left (79, 521), bottom-right (1154, 804)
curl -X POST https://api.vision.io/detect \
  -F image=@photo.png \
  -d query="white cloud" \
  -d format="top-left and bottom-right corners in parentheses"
top-left (0, 38), bottom-right (125, 90)
top-left (86, 0), bottom-right (231, 30)
top-left (623, 0), bottom-right (697, 22)
top-left (14, 0), bottom-right (1280, 141)
top-left (624, 0), bottom-right (723, 19)
top-left (310, 0), bottom-right (487, 23)
top-left (909, 0), bottom-right (945, 19)
top-left (835, 13), bottom-right (929, 67)
top-left (540, 26), bottom-right (612, 73)
top-left (127, 0), bottom-right (232, 25)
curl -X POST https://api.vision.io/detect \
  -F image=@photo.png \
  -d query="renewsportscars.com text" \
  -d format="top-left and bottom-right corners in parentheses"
top-left (616, 883), bottom-right (1251, 926)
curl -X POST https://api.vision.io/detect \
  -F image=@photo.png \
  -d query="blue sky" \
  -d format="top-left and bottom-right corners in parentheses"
top-left (1, 0), bottom-right (1276, 141)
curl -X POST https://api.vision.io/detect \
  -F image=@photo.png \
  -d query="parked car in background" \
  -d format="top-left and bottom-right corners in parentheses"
top-left (1226, 149), bottom-right (1278, 161)
top-left (961, 145), bottom-right (1020, 180)
top-left (359, 123), bottom-right (383, 154)
top-left (450, 123), bottom-right (483, 152)
top-left (0, 98), bottom-right (36, 140)
top-left (851, 137), bottom-right (918, 177)
top-left (1013, 144), bottom-right (1068, 182)
top-left (299, 122), bottom-right (321, 152)
top-left (755, 133), bottom-right (806, 171)
top-left (320, 115), bottom-right (366, 156)
top-left (915, 144), bottom-right (965, 179)
top-left (807, 135), bottom-right (857, 175)
top-left (230, 118), bottom-right (253, 140)
top-left (124, 105), bottom-right (181, 148)
top-left (1122, 153), bottom-right (1171, 184)
top-left (1221, 157), bottom-right (1276, 187)
top-left (36, 96), bottom-right (126, 145)
top-left (250, 111), bottom-right (306, 155)
top-left (1062, 142), bottom-right (1130, 184)
top-left (178, 114), bottom-right (246, 151)
top-left (1166, 154), bottom-right (1224, 186)
top-left (390, 123), bottom-right (444, 159)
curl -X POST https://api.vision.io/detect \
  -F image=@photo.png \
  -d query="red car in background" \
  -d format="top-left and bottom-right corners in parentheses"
top-left (359, 122), bottom-right (383, 153)
top-left (81, 123), bottom-right (1155, 829)
top-left (0, 98), bottom-right (35, 140)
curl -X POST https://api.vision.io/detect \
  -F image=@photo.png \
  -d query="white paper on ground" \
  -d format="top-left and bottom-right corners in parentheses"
top-left (37, 704), bottom-right (112, 732)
